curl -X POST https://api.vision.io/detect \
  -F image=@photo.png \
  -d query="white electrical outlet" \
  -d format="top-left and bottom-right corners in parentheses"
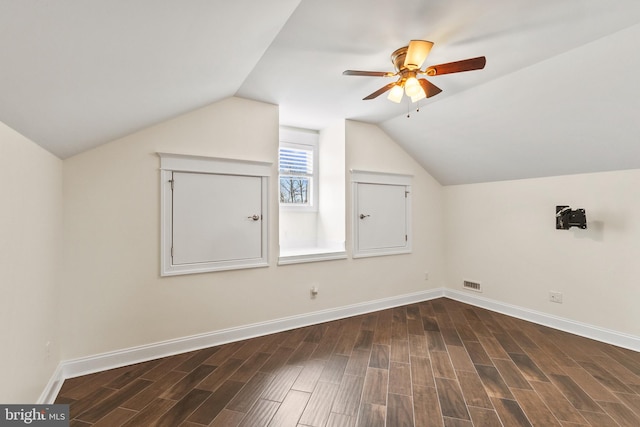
top-left (310, 285), bottom-right (319, 299)
top-left (549, 291), bottom-right (563, 304)
top-left (424, 272), bottom-right (429, 281)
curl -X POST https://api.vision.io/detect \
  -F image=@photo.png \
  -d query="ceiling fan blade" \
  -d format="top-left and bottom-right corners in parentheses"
top-left (343, 70), bottom-right (395, 77)
top-left (404, 40), bottom-right (434, 70)
top-left (418, 79), bottom-right (442, 98)
top-left (424, 56), bottom-right (486, 76)
top-left (363, 82), bottom-right (397, 100)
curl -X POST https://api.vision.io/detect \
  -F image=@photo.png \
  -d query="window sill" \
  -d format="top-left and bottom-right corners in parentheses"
top-left (279, 205), bottom-right (318, 213)
top-left (278, 247), bottom-right (347, 265)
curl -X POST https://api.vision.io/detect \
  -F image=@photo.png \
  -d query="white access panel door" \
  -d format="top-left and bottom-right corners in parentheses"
top-left (172, 172), bottom-right (263, 265)
top-left (356, 183), bottom-right (408, 254)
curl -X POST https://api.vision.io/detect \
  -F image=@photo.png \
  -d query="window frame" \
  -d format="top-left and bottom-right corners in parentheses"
top-left (278, 137), bottom-right (319, 212)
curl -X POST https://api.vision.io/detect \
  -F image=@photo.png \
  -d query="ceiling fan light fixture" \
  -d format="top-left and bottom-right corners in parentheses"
top-left (411, 89), bottom-right (426, 103)
top-left (404, 76), bottom-right (422, 98)
top-left (404, 40), bottom-right (433, 69)
top-left (387, 84), bottom-right (404, 103)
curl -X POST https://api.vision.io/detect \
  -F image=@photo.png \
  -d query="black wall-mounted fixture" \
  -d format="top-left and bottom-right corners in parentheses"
top-left (556, 206), bottom-right (587, 229)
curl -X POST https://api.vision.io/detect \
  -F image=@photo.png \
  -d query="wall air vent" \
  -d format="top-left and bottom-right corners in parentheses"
top-left (463, 280), bottom-right (482, 292)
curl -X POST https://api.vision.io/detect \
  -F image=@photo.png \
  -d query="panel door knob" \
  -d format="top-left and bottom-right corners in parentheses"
top-left (359, 214), bottom-right (370, 219)
top-left (248, 214), bottom-right (260, 221)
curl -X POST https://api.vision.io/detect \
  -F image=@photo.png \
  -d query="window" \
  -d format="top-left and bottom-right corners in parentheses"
top-left (277, 125), bottom-right (346, 264)
top-left (279, 141), bottom-right (318, 211)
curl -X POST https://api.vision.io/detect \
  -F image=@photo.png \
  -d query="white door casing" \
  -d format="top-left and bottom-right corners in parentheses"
top-left (158, 153), bottom-right (271, 276)
top-left (351, 170), bottom-right (412, 258)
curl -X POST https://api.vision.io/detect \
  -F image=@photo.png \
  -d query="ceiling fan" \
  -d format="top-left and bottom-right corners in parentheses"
top-left (343, 40), bottom-right (486, 103)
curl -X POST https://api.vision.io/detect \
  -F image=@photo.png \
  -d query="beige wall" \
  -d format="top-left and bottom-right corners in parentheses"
top-left (346, 120), bottom-right (445, 289)
top-left (0, 122), bottom-right (63, 403)
top-left (317, 120), bottom-right (346, 249)
top-left (444, 169), bottom-right (640, 336)
top-left (6, 93), bottom-right (639, 401)
top-left (61, 97), bottom-right (445, 360)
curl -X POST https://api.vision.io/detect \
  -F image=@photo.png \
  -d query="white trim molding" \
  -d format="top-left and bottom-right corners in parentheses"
top-left (158, 152), bottom-right (272, 276)
top-left (41, 289), bottom-right (442, 402)
top-left (40, 288), bottom-right (639, 403)
top-left (37, 364), bottom-right (64, 404)
top-left (157, 152), bottom-right (272, 176)
top-left (350, 170), bottom-right (413, 186)
top-left (350, 170), bottom-right (413, 259)
top-left (444, 289), bottom-right (640, 352)
top-left (278, 249), bottom-right (348, 265)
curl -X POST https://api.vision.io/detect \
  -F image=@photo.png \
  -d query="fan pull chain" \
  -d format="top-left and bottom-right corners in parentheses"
top-left (407, 99), bottom-right (421, 118)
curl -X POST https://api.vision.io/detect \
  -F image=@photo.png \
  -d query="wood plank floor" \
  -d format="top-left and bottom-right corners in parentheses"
top-left (55, 298), bottom-right (640, 426)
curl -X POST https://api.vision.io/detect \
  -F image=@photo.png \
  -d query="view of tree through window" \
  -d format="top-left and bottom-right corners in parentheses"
top-left (280, 176), bottom-right (309, 203)
top-left (279, 146), bottom-right (313, 205)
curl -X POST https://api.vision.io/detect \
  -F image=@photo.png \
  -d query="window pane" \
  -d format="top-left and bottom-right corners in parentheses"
top-left (280, 176), bottom-right (310, 204)
top-left (279, 148), bottom-right (312, 175)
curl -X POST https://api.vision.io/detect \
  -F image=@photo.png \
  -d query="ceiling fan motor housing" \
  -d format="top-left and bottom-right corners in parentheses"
top-left (391, 46), bottom-right (409, 72)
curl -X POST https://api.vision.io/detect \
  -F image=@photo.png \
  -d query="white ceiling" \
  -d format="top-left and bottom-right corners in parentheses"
top-left (2, 0), bottom-right (640, 184)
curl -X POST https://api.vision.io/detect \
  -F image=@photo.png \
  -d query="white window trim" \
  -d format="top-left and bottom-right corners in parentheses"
top-left (351, 170), bottom-right (413, 259)
top-left (158, 152), bottom-right (271, 276)
top-left (277, 247), bottom-right (347, 265)
top-left (277, 127), bottom-right (346, 264)
top-left (279, 131), bottom-right (319, 212)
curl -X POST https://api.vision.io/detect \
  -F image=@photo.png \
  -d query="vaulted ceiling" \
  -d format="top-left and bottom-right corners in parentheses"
top-left (2, 0), bottom-right (639, 184)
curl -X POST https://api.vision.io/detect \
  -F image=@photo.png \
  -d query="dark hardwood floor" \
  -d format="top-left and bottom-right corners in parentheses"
top-left (55, 298), bottom-right (640, 426)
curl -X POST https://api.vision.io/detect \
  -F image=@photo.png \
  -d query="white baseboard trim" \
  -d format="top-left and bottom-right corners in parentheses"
top-left (41, 288), bottom-right (442, 403)
top-left (37, 363), bottom-right (65, 404)
top-left (444, 289), bottom-right (640, 352)
top-left (42, 288), bottom-right (639, 403)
